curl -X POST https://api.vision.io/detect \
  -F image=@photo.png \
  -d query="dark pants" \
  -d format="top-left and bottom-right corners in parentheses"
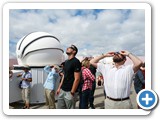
top-left (104, 89), bottom-right (106, 99)
top-left (89, 80), bottom-right (96, 108)
top-left (78, 83), bottom-right (83, 109)
top-left (79, 90), bottom-right (82, 109)
top-left (81, 89), bottom-right (91, 109)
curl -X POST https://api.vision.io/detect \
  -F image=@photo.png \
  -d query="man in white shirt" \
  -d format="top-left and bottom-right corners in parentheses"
top-left (90, 50), bottom-right (142, 109)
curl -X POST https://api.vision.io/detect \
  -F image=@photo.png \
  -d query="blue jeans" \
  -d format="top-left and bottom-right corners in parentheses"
top-left (89, 80), bottom-right (96, 107)
top-left (81, 89), bottom-right (91, 109)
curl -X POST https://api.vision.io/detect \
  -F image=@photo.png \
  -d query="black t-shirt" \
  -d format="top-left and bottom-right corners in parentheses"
top-left (61, 57), bottom-right (81, 91)
top-left (89, 65), bottom-right (96, 77)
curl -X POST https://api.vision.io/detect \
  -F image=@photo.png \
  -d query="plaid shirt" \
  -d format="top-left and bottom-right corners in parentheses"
top-left (82, 67), bottom-right (95, 91)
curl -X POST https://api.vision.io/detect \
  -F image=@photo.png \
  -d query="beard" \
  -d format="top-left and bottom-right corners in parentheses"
top-left (113, 57), bottom-right (124, 63)
top-left (66, 51), bottom-right (72, 55)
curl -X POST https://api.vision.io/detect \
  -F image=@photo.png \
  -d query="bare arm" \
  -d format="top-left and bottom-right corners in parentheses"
top-left (22, 78), bottom-right (32, 82)
top-left (90, 52), bottom-right (115, 68)
top-left (71, 72), bottom-right (80, 94)
top-left (21, 72), bottom-right (32, 82)
top-left (27, 78), bottom-right (32, 82)
top-left (120, 50), bottom-right (143, 73)
top-left (9, 70), bottom-right (13, 78)
top-left (17, 73), bottom-right (22, 77)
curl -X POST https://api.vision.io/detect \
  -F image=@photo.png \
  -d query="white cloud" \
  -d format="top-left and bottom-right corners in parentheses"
top-left (9, 9), bottom-right (145, 59)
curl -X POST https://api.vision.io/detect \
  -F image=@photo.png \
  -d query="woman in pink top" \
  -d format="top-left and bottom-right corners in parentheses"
top-left (80, 59), bottom-right (95, 109)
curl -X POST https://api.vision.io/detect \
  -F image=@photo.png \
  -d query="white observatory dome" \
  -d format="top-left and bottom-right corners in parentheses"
top-left (16, 32), bottom-right (64, 66)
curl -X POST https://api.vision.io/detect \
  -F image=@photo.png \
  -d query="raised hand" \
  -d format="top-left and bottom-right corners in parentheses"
top-left (56, 88), bottom-right (60, 95)
top-left (104, 51), bottom-right (115, 57)
top-left (120, 50), bottom-right (130, 56)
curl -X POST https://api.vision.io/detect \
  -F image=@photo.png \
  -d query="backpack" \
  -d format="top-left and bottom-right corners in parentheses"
top-left (18, 81), bottom-right (23, 89)
top-left (18, 73), bottom-right (26, 89)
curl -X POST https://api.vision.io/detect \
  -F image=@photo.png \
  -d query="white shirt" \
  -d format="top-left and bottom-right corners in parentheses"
top-left (97, 63), bottom-right (134, 99)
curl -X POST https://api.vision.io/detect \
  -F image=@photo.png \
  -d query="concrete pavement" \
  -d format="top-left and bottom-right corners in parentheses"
top-left (9, 84), bottom-right (138, 109)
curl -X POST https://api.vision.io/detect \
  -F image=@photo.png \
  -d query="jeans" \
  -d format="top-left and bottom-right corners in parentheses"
top-left (79, 90), bottom-right (82, 109)
top-left (81, 89), bottom-right (91, 109)
top-left (89, 80), bottom-right (96, 107)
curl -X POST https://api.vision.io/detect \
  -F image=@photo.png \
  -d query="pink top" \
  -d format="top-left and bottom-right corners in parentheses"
top-left (82, 67), bottom-right (95, 91)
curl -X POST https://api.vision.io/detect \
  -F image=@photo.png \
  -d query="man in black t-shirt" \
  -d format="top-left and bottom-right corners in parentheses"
top-left (57, 45), bottom-right (81, 109)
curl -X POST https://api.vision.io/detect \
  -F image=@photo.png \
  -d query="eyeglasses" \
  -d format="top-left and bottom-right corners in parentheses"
top-left (70, 45), bottom-right (76, 51)
top-left (114, 52), bottom-right (120, 55)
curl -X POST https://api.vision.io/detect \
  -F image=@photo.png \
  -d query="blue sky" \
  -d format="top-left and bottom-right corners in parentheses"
top-left (9, 9), bottom-right (145, 59)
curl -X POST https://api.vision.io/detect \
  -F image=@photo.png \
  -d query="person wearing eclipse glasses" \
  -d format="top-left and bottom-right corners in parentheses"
top-left (90, 50), bottom-right (143, 109)
top-left (57, 45), bottom-right (81, 109)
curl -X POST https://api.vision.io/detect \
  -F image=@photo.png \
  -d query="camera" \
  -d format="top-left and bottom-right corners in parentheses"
top-left (97, 80), bottom-right (102, 86)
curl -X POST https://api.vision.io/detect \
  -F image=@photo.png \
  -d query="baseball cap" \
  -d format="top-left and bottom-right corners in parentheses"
top-left (23, 65), bottom-right (30, 70)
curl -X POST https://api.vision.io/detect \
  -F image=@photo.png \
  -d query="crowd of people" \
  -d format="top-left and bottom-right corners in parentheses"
top-left (14, 44), bottom-right (145, 109)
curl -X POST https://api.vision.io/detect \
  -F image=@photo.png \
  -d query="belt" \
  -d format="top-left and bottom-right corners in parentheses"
top-left (107, 96), bottom-right (129, 101)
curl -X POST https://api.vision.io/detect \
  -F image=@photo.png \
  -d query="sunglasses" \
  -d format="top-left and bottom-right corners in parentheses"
top-left (70, 45), bottom-right (76, 51)
top-left (114, 52), bottom-right (120, 55)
